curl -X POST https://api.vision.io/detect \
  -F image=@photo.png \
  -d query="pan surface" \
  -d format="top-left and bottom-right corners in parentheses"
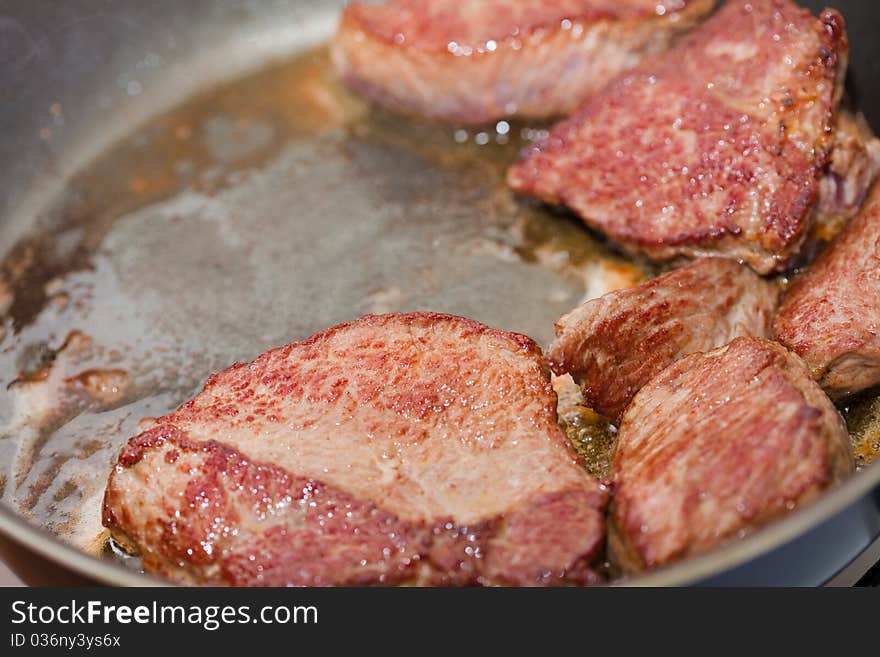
top-left (1, 0), bottom-right (879, 586)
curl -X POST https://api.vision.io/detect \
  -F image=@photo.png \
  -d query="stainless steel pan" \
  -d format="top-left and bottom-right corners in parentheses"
top-left (1, 0), bottom-right (879, 586)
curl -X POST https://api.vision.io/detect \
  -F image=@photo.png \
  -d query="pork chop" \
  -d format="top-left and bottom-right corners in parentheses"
top-left (774, 182), bottom-right (880, 399)
top-left (103, 313), bottom-right (608, 586)
top-left (331, 0), bottom-right (716, 124)
top-left (547, 258), bottom-right (779, 423)
top-left (508, 0), bottom-right (848, 274)
top-left (609, 337), bottom-right (853, 573)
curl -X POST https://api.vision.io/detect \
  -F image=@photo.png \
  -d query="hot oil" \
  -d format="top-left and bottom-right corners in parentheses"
top-left (0, 48), bottom-right (366, 334)
top-left (0, 46), bottom-right (637, 561)
top-left (843, 392), bottom-right (880, 467)
top-left (0, 45), bottom-right (876, 575)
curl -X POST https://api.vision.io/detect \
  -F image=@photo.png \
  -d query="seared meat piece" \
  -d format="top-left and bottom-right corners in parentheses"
top-left (774, 183), bottom-right (880, 399)
top-left (815, 111), bottom-right (880, 238)
top-left (103, 313), bottom-right (608, 586)
top-left (331, 0), bottom-right (716, 124)
top-left (609, 338), bottom-right (853, 573)
top-left (547, 258), bottom-right (779, 423)
top-left (508, 0), bottom-right (848, 274)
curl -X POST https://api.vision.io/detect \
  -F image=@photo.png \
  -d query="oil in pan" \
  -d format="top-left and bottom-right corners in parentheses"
top-left (0, 48), bottom-right (644, 566)
top-left (2, 45), bottom-right (878, 575)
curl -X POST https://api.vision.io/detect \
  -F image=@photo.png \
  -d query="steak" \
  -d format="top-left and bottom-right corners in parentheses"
top-left (609, 338), bottom-right (852, 573)
top-left (815, 111), bottom-right (880, 239)
top-left (547, 258), bottom-right (779, 423)
top-left (774, 182), bottom-right (880, 399)
top-left (331, 0), bottom-right (716, 124)
top-left (507, 0), bottom-right (848, 274)
top-left (103, 313), bottom-right (608, 586)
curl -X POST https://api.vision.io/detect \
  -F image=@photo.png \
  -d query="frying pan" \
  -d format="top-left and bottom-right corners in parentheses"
top-left (1, 0), bottom-right (879, 587)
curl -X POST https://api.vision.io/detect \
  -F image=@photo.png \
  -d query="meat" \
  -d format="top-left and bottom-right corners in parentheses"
top-left (331, 0), bottom-right (717, 124)
top-left (547, 258), bottom-right (779, 423)
top-left (609, 337), bottom-right (853, 573)
top-left (774, 182), bottom-right (880, 399)
top-left (103, 313), bottom-right (608, 586)
top-left (508, 0), bottom-right (848, 274)
top-left (815, 111), bottom-right (880, 239)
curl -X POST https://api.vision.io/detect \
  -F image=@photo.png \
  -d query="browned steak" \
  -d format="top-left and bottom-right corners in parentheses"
top-left (547, 258), bottom-right (779, 423)
top-left (609, 338), bottom-right (852, 573)
top-left (508, 0), bottom-right (848, 274)
top-left (331, 0), bottom-right (716, 124)
top-left (774, 183), bottom-right (880, 399)
top-left (103, 313), bottom-right (608, 586)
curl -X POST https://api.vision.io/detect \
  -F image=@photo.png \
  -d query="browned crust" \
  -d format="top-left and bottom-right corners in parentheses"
top-left (104, 427), bottom-right (607, 586)
top-left (608, 338), bottom-right (852, 573)
top-left (774, 183), bottom-right (880, 397)
top-left (507, 2), bottom-right (848, 273)
top-left (103, 312), bottom-right (608, 586)
top-left (332, 1), bottom-right (717, 123)
top-left (546, 258), bottom-right (779, 422)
